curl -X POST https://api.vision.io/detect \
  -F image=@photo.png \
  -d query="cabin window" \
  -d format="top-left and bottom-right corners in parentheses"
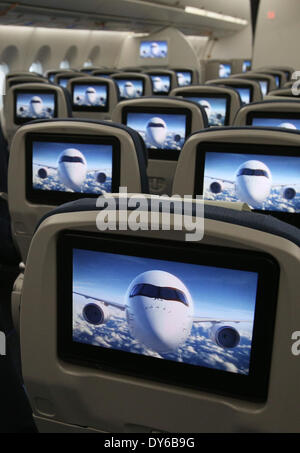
top-left (29, 60), bottom-right (43, 75)
top-left (83, 59), bottom-right (93, 68)
top-left (60, 59), bottom-right (70, 70)
top-left (0, 62), bottom-right (9, 107)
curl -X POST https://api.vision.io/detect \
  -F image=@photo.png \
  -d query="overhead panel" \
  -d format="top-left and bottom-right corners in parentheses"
top-left (0, 0), bottom-right (249, 37)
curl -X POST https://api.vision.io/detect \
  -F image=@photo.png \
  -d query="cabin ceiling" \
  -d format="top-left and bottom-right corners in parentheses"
top-left (0, 0), bottom-right (250, 37)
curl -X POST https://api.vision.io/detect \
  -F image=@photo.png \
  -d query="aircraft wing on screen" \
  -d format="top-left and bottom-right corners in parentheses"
top-left (192, 317), bottom-right (251, 324)
top-left (34, 163), bottom-right (57, 170)
top-left (73, 291), bottom-right (126, 311)
top-left (205, 176), bottom-right (234, 185)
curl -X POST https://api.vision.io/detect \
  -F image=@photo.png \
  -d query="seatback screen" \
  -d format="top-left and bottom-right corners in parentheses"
top-left (243, 61), bottom-right (252, 72)
top-left (195, 142), bottom-right (300, 226)
top-left (150, 75), bottom-right (171, 94)
top-left (258, 80), bottom-right (268, 96)
top-left (57, 233), bottom-right (279, 401)
top-left (250, 116), bottom-right (300, 131)
top-left (15, 91), bottom-right (57, 124)
top-left (58, 77), bottom-right (72, 88)
top-left (26, 134), bottom-right (120, 204)
top-left (176, 71), bottom-right (192, 87)
top-left (124, 107), bottom-right (190, 160)
top-left (115, 79), bottom-right (144, 100)
top-left (234, 87), bottom-right (251, 105)
top-left (219, 64), bottom-right (232, 78)
top-left (183, 95), bottom-right (229, 126)
top-left (72, 83), bottom-right (108, 111)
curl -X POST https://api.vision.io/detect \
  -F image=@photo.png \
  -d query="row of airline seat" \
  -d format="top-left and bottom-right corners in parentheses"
top-left (0, 67), bottom-right (299, 432)
top-left (1, 122), bottom-right (300, 431)
top-left (2, 73), bottom-right (300, 196)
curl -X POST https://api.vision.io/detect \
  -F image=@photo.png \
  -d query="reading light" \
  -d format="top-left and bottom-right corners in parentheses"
top-left (185, 6), bottom-right (248, 26)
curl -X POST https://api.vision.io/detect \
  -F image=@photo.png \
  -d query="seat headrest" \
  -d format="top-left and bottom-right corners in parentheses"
top-left (3, 82), bottom-right (72, 144)
top-left (37, 195), bottom-right (300, 247)
top-left (170, 85), bottom-right (241, 126)
top-left (8, 118), bottom-right (149, 261)
top-left (234, 100), bottom-right (300, 127)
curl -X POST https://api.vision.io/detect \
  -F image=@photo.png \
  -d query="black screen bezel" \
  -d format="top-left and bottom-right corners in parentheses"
top-left (149, 73), bottom-right (171, 95)
top-left (177, 92), bottom-right (231, 127)
top-left (14, 89), bottom-right (58, 125)
top-left (246, 111), bottom-right (300, 129)
top-left (71, 81), bottom-right (110, 112)
top-left (26, 132), bottom-right (121, 205)
top-left (57, 231), bottom-right (279, 402)
top-left (114, 77), bottom-right (145, 100)
top-left (194, 141), bottom-right (300, 227)
top-left (122, 106), bottom-right (191, 160)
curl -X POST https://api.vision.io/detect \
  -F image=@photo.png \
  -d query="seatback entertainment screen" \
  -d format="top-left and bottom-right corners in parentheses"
top-left (15, 90), bottom-right (57, 124)
top-left (26, 133), bottom-right (120, 204)
top-left (195, 141), bottom-right (300, 227)
top-left (57, 233), bottom-right (279, 401)
top-left (124, 107), bottom-right (191, 160)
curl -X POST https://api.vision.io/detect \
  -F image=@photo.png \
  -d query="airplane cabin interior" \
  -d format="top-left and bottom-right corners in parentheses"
top-left (0, 0), bottom-right (299, 434)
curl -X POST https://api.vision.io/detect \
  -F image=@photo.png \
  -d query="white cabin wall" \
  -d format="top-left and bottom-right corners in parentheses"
top-left (117, 27), bottom-right (200, 71)
top-left (207, 25), bottom-right (252, 60)
top-left (0, 25), bottom-right (129, 73)
top-left (186, 36), bottom-right (209, 61)
top-left (253, 0), bottom-right (299, 69)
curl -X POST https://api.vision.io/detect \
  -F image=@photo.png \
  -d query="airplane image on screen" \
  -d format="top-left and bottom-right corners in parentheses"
top-left (152, 76), bottom-right (169, 92)
top-left (74, 270), bottom-right (250, 354)
top-left (144, 117), bottom-right (183, 148)
top-left (206, 159), bottom-right (299, 208)
top-left (74, 86), bottom-right (106, 106)
top-left (18, 95), bottom-right (54, 118)
top-left (35, 147), bottom-right (108, 192)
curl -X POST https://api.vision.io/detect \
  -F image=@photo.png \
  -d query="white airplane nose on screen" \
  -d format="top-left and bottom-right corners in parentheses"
top-left (58, 148), bottom-right (87, 192)
top-left (235, 160), bottom-right (272, 207)
top-left (126, 270), bottom-right (193, 354)
top-left (146, 117), bottom-right (168, 147)
top-left (30, 96), bottom-right (43, 115)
